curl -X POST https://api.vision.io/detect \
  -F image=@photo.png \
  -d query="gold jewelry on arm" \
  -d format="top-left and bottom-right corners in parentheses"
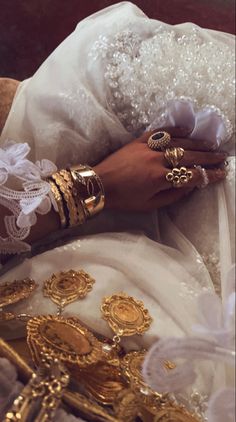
top-left (47, 165), bottom-right (105, 229)
top-left (70, 164), bottom-right (105, 218)
top-left (48, 179), bottom-right (67, 228)
top-left (51, 171), bottom-right (78, 227)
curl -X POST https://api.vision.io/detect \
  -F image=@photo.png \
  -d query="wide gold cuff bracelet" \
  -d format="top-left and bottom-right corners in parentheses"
top-left (70, 164), bottom-right (105, 218)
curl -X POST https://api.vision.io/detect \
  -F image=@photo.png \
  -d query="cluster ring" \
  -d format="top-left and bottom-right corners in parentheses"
top-left (166, 167), bottom-right (193, 188)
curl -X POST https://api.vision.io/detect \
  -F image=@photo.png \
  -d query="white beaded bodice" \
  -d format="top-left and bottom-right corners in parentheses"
top-left (90, 27), bottom-right (234, 142)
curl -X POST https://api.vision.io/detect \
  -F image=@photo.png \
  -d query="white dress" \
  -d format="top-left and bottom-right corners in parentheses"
top-left (0, 2), bottom-right (235, 417)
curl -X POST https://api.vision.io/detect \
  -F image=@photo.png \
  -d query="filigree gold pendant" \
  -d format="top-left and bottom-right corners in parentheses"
top-left (101, 293), bottom-right (152, 336)
top-left (121, 350), bottom-right (146, 381)
top-left (27, 315), bottom-right (104, 369)
top-left (0, 278), bottom-right (36, 309)
top-left (43, 270), bottom-right (95, 312)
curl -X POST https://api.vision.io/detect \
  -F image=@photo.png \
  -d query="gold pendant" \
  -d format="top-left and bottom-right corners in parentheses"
top-left (77, 362), bottom-right (127, 406)
top-left (27, 315), bottom-right (104, 369)
top-left (43, 269), bottom-right (95, 313)
top-left (121, 350), bottom-right (147, 383)
top-left (0, 278), bottom-right (36, 309)
top-left (154, 405), bottom-right (201, 422)
top-left (101, 292), bottom-right (152, 336)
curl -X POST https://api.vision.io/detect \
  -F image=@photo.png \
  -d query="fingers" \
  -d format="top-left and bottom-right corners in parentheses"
top-left (159, 167), bottom-right (227, 191)
top-left (134, 127), bottom-right (192, 144)
top-left (162, 150), bottom-right (227, 168)
top-left (148, 187), bottom-right (194, 210)
top-left (136, 128), bottom-right (216, 152)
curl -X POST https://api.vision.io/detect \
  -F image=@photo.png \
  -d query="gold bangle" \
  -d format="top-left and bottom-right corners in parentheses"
top-left (51, 172), bottom-right (78, 227)
top-left (59, 169), bottom-right (86, 225)
top-left (48, 179), bottom-right (67, 228)
top-left (70, 165), bottom-right (105, 218)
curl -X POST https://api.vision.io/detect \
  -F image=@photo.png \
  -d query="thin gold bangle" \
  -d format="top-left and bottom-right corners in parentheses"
top-left (48, 179), bottom-right (67, 228)
top-left (51, 172), bottom-right (78, 227)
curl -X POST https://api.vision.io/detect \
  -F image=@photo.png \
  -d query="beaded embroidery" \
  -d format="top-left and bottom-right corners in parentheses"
top-left (90, 28), bottom-right (235, 139)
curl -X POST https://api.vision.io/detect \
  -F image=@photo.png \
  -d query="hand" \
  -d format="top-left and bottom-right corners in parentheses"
top-left (94, 128), bottom-right (227, 211)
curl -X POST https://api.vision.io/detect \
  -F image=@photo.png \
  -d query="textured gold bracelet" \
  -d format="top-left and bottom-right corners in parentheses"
top-left (48, 179), bottom-right (67, 228)
top-left (58, 169), bottom-right (86, 225)
top-left (70, 165), bottom-right (105, 218)
top-left (51, 172), bottom-right (78, 227)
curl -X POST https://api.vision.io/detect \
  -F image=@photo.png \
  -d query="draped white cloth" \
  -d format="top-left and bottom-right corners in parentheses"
top-left (0, 1), bottom-right (235, 410)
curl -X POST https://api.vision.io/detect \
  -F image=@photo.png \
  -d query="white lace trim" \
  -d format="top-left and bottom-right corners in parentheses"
top-left (0, 141), bottom-right (57, 255)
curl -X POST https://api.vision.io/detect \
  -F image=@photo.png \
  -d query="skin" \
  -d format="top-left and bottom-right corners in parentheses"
top-left (0, 78), bottom-right (227, 259)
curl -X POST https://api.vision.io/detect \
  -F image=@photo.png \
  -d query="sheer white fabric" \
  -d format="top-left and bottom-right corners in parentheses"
top-left (0, 1), bottom-right (235, 417)
top-left (0, 142), bottom-right (57, 254)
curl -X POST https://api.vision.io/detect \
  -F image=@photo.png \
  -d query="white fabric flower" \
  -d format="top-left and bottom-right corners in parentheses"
top-left (0, 142), bottom-right (57, 254)
top-left (193, 265), bottom-right (235, 348)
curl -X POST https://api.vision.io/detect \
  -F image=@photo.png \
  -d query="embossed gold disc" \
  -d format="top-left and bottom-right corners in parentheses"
top-left (101, 293), bottom-right (152, 336)
top-left (0, 278), bottom-right (36, 308)
top-left (27, 315), bottom-right (103, 368)
top-left (121, 350), bottom-right (146, 383)
top-left (154, 405), bottom-right (200, 422)
top-left (43, 269), bottom-right (95, 307)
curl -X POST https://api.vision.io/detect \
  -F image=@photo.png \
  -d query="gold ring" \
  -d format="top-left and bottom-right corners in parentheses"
top-left (164, 147), bottom-right (184, 167)
top-left (166, 167), bottom-right (193, 188)
top-left (147, 131), bottom-right (171, 151)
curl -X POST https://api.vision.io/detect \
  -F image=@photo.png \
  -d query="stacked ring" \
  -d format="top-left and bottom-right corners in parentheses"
top-left (147, 131), bottom-right (171, 151)
top-left (166, 167), bottom-right (193, 188)
top-left (164, 147), bottom-right (184, 167)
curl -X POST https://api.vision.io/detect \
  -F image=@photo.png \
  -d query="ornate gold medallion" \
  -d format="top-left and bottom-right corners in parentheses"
top-left (121, 350), bottom-right (146, 384)
top-left (101, 293), bottom-right (152, 336)
top-left (154, 405), bottom-right (200, 422)
top-left (43, 270), bottom-right (95, 310)
top-left (27, 315), bottom-right (104, 368)
top-left (0, 278), bottom-right (36, 309)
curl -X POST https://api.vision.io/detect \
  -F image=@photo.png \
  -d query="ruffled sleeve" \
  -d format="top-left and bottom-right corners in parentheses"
top-left (0, 141), bottom-right (57, 255)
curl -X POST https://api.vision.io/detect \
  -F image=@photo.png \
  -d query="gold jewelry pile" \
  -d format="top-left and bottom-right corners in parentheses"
top-left (48, 165), bottom-right (105, 228)
top-left (0, 271), bottom-right (201, 422)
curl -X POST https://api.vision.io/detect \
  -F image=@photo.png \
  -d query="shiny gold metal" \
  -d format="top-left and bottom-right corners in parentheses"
top-left (3, 355), bottom-right (69, 422)
top-left (166, 167), bottom-right (193, 188)
top-left (78, 362), bottom-right (126, 406)
top-left (147, 131), bottom-right (171, 151)
top-left (70, 164), bottom-right (105, 217)
top-left (51, 171), bottom-right (78, 227)
top-left (101, 292), bottom-right (152, 336)
top-left (27, 315), bottom-right (104, 369)
top-left (64, 390), bottom-right (120, 422)
top-left (48, 179), bottom-right (67, 228)
top-left (113, 388), bottom-right (140, 422)
top-left (164, 147), bottom-right (184, 167)
top-left (43, 269), bottom-right (95, 314)
top-left (0, 278), bottom-right (36, 309)
top-left (121, 350), bottom-right (146, 383)
top-left (154, 405), bottom-right (201, 421)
